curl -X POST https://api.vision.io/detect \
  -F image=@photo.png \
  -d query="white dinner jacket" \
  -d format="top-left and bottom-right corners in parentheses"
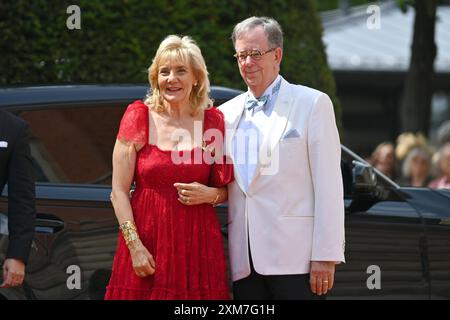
top-left (218, 77), bottom-right (345, 282)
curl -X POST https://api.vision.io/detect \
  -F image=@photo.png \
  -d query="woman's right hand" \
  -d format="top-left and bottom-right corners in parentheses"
top-left (128, 239), bottom-right (156, 277)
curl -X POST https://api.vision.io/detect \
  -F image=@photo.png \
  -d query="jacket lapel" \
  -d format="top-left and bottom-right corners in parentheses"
top-left (249, 78), bottom-right (293, 188)
top-left (223, 94), bottom-right (247, 194)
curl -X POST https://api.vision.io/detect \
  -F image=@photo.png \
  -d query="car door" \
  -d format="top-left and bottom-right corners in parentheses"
top-left (328, 148), bottom-right (429, 299)
top-left (397, 188), bottom-right (450, 299)
top-left (1, 103), bottom-right (125, 299)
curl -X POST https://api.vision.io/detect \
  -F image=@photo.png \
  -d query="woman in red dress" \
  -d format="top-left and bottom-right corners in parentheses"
top-left (105, 35), bottom-right (232, 300)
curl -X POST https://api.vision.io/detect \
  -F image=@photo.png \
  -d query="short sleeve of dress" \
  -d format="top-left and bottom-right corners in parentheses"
top-left (117, 100), bottom-right (148, 145)
top-left (206, 108), bottom-right (234, 188)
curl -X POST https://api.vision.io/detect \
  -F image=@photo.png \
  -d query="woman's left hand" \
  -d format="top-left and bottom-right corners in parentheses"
top-left (174, 182), bottom-right (216, 206)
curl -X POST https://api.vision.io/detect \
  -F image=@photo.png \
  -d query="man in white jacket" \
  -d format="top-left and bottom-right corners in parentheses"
top-left (219, 16), bottom-right (345, 299)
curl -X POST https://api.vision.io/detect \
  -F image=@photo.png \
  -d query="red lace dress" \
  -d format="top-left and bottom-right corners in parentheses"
top-left (105, 100), bottom-right (232, 300)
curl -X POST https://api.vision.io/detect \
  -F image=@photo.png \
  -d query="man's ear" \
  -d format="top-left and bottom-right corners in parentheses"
top-left (275, 47), bottom-right (283, 64)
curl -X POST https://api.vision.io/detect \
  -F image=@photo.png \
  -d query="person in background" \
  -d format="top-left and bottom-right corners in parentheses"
top-left (398, 146), bottom-right (432, 187)
top-left (429, 143), bottom-right (450, 189)
top-left (370, 142), bottom-right (397, 180)
top-left (0, 110), bottom-right (36, 288)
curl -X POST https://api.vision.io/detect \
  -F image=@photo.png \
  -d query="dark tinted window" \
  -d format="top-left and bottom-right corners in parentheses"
top-left (19, 104), bottom-right (126, 185)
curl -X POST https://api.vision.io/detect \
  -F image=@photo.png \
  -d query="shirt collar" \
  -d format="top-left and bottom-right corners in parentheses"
top-left (247, 74), bottom-right (282, 102)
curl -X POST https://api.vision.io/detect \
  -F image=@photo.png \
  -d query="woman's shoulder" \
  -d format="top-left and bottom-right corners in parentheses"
top-left (125, 100), bottom-right (148, 112)
top-left (118, 100), bottom-right (149, 143)
top-left (428, 176), bottom-right (450, 188)
top-left (121, 100), bottom-right (149, 123)
top-left (204, 107), bottom-right (224, 124)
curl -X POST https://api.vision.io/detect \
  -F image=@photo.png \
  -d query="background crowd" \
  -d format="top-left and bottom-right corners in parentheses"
top-left (369, 120), bottom-right (450, 189)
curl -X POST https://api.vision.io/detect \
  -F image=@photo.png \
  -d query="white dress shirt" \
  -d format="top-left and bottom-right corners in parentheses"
top-left (232, 75), bottom-right (282, 191)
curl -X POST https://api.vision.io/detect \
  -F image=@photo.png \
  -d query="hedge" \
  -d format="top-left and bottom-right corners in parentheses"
top-left (0, 0), bottom-right (342, 129)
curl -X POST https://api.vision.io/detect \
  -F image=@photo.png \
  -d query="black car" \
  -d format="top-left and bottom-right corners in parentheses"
top-left (1, 85), bottom-right (449, 300)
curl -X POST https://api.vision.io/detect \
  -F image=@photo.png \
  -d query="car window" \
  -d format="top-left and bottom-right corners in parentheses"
top-left (19, 104), bottom-right (125, 185)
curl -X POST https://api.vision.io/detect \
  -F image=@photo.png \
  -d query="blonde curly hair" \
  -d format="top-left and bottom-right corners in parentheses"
top-left (395, 132), bottom-right (434, 162)
top-left (144, 35), bottom-right (212, 115)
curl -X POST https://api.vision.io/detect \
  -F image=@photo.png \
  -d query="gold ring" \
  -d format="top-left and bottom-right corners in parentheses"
top-left (323, 280), bottom-right (329, 283)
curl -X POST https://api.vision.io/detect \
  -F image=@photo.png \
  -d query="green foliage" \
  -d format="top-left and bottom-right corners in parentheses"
top-left (350, 0), bottom-right (375, 7)
top-left (0, 0), bottom-right (341, 128)
top-left (317, 0), bottom-right (340, 11)
top-left (317, 0), bottom-right (374, 11)
top-left (397, 0), bottom-right (415, 13)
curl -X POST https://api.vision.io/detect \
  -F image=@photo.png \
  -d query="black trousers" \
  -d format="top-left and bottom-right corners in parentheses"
top-left (233, 249), bottom-right (326, 300)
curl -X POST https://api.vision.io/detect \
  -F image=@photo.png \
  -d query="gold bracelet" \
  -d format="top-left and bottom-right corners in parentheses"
top-left (212, 192), bottom-right (220, 206)
top-left (119, 220), bottom-right (139, 247)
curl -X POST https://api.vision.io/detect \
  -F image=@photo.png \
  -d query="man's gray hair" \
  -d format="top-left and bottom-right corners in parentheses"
top-left (231, 16), bottom-right (283, 50)
top-left (437, 142), bottom-right (450, 161)
top-left (437, 120), bottom-right (450, 146)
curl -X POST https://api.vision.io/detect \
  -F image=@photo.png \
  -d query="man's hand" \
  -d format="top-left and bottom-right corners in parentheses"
top-left (0, 258), bottom-right (26, 288)
top-left (309, 261), bottom-right (336, 295)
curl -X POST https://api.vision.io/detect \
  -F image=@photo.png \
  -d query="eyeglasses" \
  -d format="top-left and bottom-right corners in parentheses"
top-left (233, 48), bottom-right (276, 62)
